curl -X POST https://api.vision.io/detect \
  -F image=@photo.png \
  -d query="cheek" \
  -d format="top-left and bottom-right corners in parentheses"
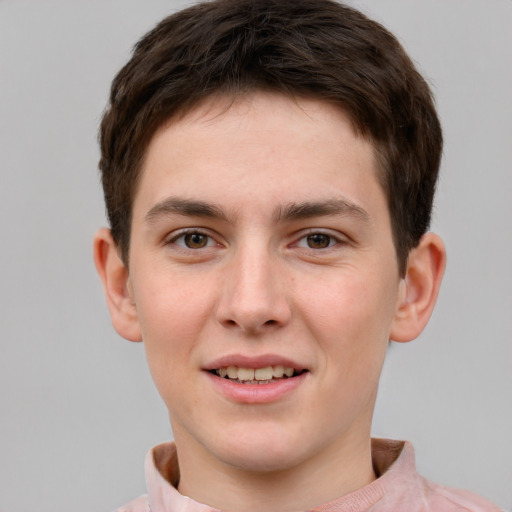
top-left (298, 268), bottom-right (397, 378)
top-left (132, 272), bottom-right (214, 386)
top-left (301, 268), bottom-right (397, 337)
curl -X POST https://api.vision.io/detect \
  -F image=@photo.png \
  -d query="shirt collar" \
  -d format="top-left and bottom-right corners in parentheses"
top-left (145, 438), bottom-right (414, 512)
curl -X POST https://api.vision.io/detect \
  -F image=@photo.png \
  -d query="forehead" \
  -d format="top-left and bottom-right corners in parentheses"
top-left (134, 92), bottom-right (385, 223)
top-left (153, 92), bottom-right (366, 153)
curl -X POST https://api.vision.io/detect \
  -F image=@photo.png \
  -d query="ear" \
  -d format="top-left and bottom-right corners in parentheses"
top-left (93, 228), bottom-right (142, 342)
top-left (390, 232), bottom-right (446, 343)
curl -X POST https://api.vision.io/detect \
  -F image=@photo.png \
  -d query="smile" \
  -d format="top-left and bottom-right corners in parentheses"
top-left (212, 365), bottom-right (304, 384)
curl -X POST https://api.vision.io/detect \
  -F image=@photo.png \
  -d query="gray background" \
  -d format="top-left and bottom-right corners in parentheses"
top-left (0, 1), bottom-right (511, 511)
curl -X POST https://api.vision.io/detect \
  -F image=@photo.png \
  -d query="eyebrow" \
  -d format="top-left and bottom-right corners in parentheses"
top-left (145, 196), bottom-right (370, 225)
top-left (274, 199), bottom-right (370, 223)
top-left (145, 197), bottom-right (229, 223)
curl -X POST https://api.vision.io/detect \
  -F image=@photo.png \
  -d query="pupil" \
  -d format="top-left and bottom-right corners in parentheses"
top-left (185, 233), bottom-right (207, 248)
top-left (307, 233), bottom-right (330, 249)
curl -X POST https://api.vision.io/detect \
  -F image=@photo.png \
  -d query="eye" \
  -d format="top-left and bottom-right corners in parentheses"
top-left (296, 232), bottom-right (338, 249)
top-left (307, 233), bottom-right (333, 249)
top-left (171, 231), bottom-right (217, 249)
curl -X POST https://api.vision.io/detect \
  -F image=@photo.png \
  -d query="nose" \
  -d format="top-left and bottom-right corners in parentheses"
top-left (216, 243), bottom-right (292, 334)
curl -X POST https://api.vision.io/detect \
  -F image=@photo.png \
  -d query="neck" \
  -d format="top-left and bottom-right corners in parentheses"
top-left (175, 429), bottom-right (376, 512)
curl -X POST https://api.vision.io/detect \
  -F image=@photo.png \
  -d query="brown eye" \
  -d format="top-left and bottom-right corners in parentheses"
top-left (306, 233), bottom-right (332, 249)
top-left (184, 233), bottom-right (209, 249)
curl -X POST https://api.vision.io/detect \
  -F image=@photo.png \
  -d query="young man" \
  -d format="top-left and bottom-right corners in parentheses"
top-left (94, 0), bottom-right (500, 510)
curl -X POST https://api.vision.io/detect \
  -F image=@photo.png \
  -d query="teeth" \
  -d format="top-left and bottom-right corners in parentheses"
top-left (273, 365), bottom-right (284, 378)
top-left (255, 366), bottom-right (273, 381)
top-left (237, 367), bottom-right (255, 380)
top-left (215, 365), bottom-right (299, 382)
top-left (227, 366), bottom-right (238, 379)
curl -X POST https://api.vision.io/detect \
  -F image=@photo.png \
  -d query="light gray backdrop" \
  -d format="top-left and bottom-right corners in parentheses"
top-left (0, 1), bottom-right (511, 511)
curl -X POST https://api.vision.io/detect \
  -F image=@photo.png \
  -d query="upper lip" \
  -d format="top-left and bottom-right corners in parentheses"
top-left (203, 354), bottom-right (307, 371)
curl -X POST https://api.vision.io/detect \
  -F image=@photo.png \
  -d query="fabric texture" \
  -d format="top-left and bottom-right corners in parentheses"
top-left (115, 439), bottom-right (501, 512)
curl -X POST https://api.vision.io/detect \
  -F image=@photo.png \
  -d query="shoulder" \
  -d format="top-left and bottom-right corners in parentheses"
top-left (113, 494), bottom-right (150, 512)
top-left (420, 477), bottom-right (502, 512)
top-left (371, 439), bottom-right (502, 512)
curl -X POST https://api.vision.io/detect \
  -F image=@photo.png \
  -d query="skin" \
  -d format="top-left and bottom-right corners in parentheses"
top-left (95, 92), bottom-right (445, 512)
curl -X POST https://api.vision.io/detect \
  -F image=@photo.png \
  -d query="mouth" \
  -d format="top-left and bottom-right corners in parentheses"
top-left (209, 365), bottom-right (307, 384)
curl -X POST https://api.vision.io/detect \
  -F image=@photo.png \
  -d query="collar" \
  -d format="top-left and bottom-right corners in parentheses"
top-left (144, 438), bottom-right (414, 512)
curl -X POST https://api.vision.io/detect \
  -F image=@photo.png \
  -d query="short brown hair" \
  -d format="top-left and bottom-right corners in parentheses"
top-left (99, 0), bottom-right (442, 275)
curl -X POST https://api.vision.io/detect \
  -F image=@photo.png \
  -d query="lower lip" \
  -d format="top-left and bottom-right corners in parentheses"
top-left (205, 371), bottom-right (308, 404)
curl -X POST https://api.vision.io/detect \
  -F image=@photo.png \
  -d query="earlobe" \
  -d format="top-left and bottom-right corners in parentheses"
top-left (390, 232), bottom-right (446, 343)
top-left (93, 228), bottom-right (142, 342)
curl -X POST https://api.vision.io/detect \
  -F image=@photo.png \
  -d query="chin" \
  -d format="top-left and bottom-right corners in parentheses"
top-left (213, 427), bottom-right (307, 473)
top-left (221, 447), bottom-right (300, 473)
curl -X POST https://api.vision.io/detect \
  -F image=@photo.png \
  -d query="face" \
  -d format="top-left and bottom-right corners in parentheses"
top-left (127, 93), bottom-right (403, 474)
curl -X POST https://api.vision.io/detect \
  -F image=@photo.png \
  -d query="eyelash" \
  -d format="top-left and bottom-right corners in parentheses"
top-left (294, 231), bottom-right (344, 250)
top-left (166, 228), bottom-right (346, 252)
top-left (166, 229), bottom-right (219, 250)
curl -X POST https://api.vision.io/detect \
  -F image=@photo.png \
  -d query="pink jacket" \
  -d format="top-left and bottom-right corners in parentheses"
top-left (116, 439), bottom-right (501, 512)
